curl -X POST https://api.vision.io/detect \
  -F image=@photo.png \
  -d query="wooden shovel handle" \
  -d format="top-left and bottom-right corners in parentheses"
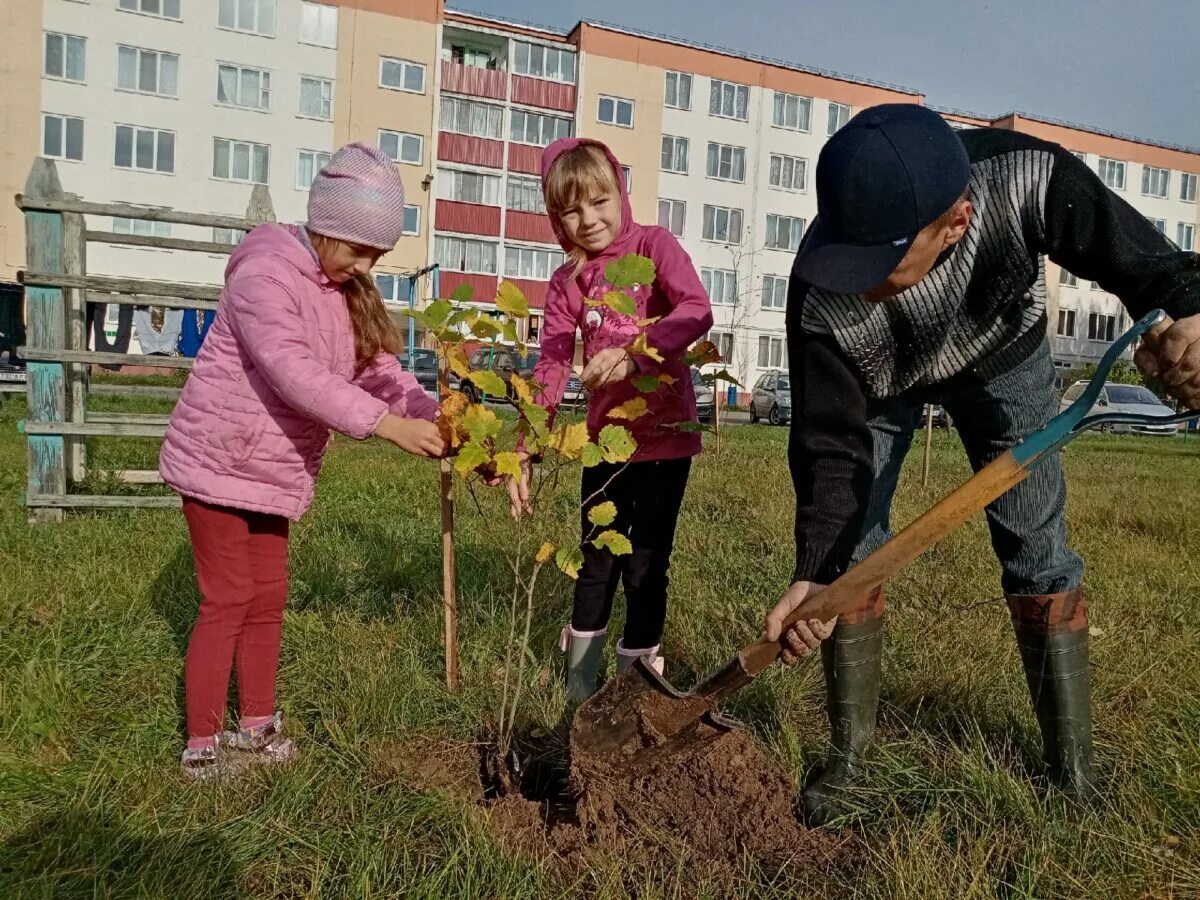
top-left (738, 449), bottom-right (1031, 677)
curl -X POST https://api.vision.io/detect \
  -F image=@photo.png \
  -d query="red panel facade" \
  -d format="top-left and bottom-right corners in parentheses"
top-left (435, 200), bottom-right (501, 236)
top-left (437, 132), bottom-right (504, 168)
top-left (507, 142), bottom-right (542, 175)
top-left (511, 75), bottom-right (576, 113)
top-left (440, 60), bottom-right (507, 101)
top-left (505, 209), bottom-right (557, 244)
top-left (505, 278), bottom-right (550, 310)
top-left (437, 271), bottom-right (498, 304)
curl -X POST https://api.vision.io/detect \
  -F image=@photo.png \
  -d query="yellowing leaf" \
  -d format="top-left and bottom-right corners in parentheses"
top-left (450, 283), bottom-right (474, 304)
top-left (686, 340), bottom-right (722, 367)
top-left (439, 391), bottom-right (471, 448)
top-left (467, 369), bottom-right (507, 398)
top-left (637, 316), bottom-right (662, 327)
top-left (471, 316), bottom-right (502, 340)
top-left (496, 280), bottom-right (531, 318)
top-left (608, 397), bottom-right (649, 421)
top-left (555, 546), bottom-right (584, 580)
top-left (454, 442), bottom-right (491, 476)
top-left (521, 402), bottom-right (550, 437)
top-left (463, 403), bottom-right (503, 443)
top-left (493, 451), bottom-right (523, 480)
top-left (599, 424), bottom-right (636, 463)
top-left (510, 373), bottom-right (534, 405)
top-left (628, 333), bottom-right (664, 364)
top-left (446, 347), bottom-right (471, 380)
top-left (605, 254), bottom-right (656, 290)
top-left (633, 375), bottom-right (662, 394)
top-left (536, 542), bottom-right (555, 564)
top-left (601, 291), bottom-right (637, 318)
top-left (587, 501), bottom-right (617, 527)
top-left (581, 442), bottom-right (603, 467)
top-left (658, 373), bottom-right (678, 387)
top-left (593, 530), bottom-right (633, 556)
top-left (424, 299), bottom-right (453, 327)
top-left (548, 421), bottom-right (590, 459)
top-left (448, 308), bottom-right (475, 328)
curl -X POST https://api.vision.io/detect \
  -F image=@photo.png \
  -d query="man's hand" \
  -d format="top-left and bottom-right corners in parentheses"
top-left (763, 580), bottom-right (837, 664)
top-left (582, 347), bottom-right (635, 392)
top-left (1135, 314), bottom-right (1200, 410)
top-left (505, 450), bottom-right (533, 519)
top-left (374, 414), bottom-right (448, 458)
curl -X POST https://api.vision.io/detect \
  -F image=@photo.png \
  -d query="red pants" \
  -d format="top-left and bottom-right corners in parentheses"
top-left (182, 497), bottom-right (290, 738)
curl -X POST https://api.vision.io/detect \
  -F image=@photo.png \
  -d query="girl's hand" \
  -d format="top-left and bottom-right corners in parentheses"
top-left (582, 348), bottom-right (635, 392)
top-left (505, 451), bottom-right (534, 520)
top-left (374, 414), bottom-right (448, 458)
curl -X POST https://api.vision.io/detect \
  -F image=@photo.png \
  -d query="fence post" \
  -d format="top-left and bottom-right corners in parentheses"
top-left (62, 209), bottom-right (87, 482)
top-left (21, 159), bottom-right (67, 522)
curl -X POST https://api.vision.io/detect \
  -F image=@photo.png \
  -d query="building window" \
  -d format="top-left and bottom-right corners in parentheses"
top-left (701, 268), bottom-right (738, 305)
top-left (621, 166), bottom-right (632, 192)
top-left (707, 330), bottom-right (734, 361)
top-left (661, 135), bottom-right (689, 174)
top-left (212, 138), bottom-right (269, 183)
top-left (504, 246), bottom-right (565, 280)
top-left (299, 76), bottom-right (333, 119)
top-left (217, 64), bottom-right (271, 110)
top-left (768, 154), bottom-right (807, 191)
top-left (1141, 165), bottom-right (1170, 198)
top-left (118, 46), bottom-right (178, 96)
top-left (758, 335), bottom-right (784, 368)
top-left (1147, 217), bottom-right (1167, 235)
top-left (42, 114), bottom-right (84, 162)
top-left (1177, 223), bottom-right (1195, 252)
top-left (296, 149), bottom-right (331, 190)
top-left (435, 235), bottom-right (497, 274)
top-left (1071, 150), bottom-right (1087, 163)
top-left (709, 79), bottom-right (749, 120)
top-left (513, 42), bottom-right (576, 84)
top-left (1088, 313), bottom-right (1116, 342)
top-left (115, 124), bottom-right (174, 173)
top-left (380, 57), bottom-right (426, 94)
top-left (506, 175), bottom-right (545, 214)
top-left (402, 205), bottom-right (421, 236)
top-left (438, 168), bottom-right (501, 206)
top-left (772, 91), bottom-right (811, 131)
top-left (213, 227), bottom-right (247, 245)
top-left (702, 205), bottom-right (743, 243)
top-left (1098, 158), bottom-right (1126, 190)
top-left (664, 71), bottom-right (692, 110)
top-left (379, 130), bottom-right (423, 165)
top-left (444, 44), bottom-right (501, 69)
top-left (827, 101), bottom-right (851, 136)
top-left (218, 0), bottom-right (275, 37)
top-left (762, 275), bottom-right (787, 310)
top-left (766, 214), bottom-right (805, 252)
top-left (376, 273), bottom-right (412, 304)
top-left (657, 199), bottom-right (686, 237)
top-left (299, 2), bottom-right (337, 48)
top-left (113, 217), bottom-right (171, 238)
top-left (706, 143), bottom-right (746, 182)
top-left (509, 109), bottom-right (572, 147)
top-left (44, 33), bottom-right (86, 82)
top-left (598, 95), bottom-right (634, 128)
top-left (1056, 308), bottom-right (1076, 338)
top-left (440, 97), bottom-right (504, 140)
top-left (1180, 172), bottom-right (1197, 203)
top-left (1059, 268), bottom-right (1078, 287)
top-left (119, 0), bottom-right (181, 17)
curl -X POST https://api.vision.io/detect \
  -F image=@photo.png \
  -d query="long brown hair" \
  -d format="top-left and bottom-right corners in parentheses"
top-left (544, 144), bottom-right (620, 276)
top-left (342, 274), bottom-right (402, 372)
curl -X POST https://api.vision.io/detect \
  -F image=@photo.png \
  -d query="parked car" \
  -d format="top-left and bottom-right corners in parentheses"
top-left (929, 404), bottom-right (953, 429)
top-left (749, 370), bottom-right (791, 425)
top-left (463, 345), bottom-right (541, 403)
top-left (1058, 380), bottom-right (1179, 435)
top-left (0, 363), bottom-right (25, 413)
top-left (691, 368), bottom-right (714, 423)
top-left (397, 348), bottom-right (440, 395)
top-left (563, 372), bottom-right (587, 408)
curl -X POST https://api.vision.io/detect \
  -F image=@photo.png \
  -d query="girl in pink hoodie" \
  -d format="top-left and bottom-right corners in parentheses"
top-left (160, 143), bottom-right (445, 780)
top-left (509, 139), bottom-right (713, 701)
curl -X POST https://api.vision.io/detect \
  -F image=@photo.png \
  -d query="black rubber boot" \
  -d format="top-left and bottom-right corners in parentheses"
top-left (802, 614), bottom-right (884, 828)
top-left (1007, 589), bottom-right (1098, 805)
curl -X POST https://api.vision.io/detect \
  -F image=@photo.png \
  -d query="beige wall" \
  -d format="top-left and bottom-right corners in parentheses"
top-left (334, 5), bottom-right (439, 274)
top-left (1, 0), bottom-right (44, 282)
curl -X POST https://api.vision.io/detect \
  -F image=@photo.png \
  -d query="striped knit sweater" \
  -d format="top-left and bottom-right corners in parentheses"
top-left (787, 128), bottom-right (1200, 584)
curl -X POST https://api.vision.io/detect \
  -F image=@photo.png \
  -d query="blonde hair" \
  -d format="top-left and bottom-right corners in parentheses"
top-left (312, 235), bottom-right (401, 372)
top-left (544, 145), bottom-right (621, 274)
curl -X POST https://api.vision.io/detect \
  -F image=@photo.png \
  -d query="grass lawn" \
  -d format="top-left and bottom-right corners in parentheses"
top-left (0, 392), bottom-right (1197, 898)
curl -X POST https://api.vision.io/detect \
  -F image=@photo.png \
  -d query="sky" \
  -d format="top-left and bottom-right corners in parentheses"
top-left (446, 0), bottom-right (1200, 149)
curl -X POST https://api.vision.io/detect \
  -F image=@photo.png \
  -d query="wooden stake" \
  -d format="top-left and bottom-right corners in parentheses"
top-left (922, 404), bottom-right (934, 488)
top-left (438, 354), bottom-right (459, 691)
top-left (713, 381), bottom-right (722, 453)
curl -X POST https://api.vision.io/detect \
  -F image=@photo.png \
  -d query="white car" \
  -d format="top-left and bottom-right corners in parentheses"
top-left (1058, 381), bottom-right (1179, 435)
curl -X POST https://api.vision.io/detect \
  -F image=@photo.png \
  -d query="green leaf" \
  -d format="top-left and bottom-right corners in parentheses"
top-left (467, 369), bottom-right (507, 398)
top-left (521, 402), bottom-right (550, 437)
top-left (454, 442), bottom-right (491, 476)
top-left (592, 530), bottom-right (633, 556)
top-left (448, 308), bottom-right (475, 328)
top-left (496, 280), bottom-right (531, 318)
top-left (555, 546), bottom-right (584, 580)
top-left (633, 375), bottom-right (662, 394)
top-left (581, 442), bottom-right (603, 467)
top-left (605, 253), bottom-right (656, 290)
top-left (463, 404), bottom-right (503, 443)
top-left (450, 283), bottom-right (474, 304)
top-left (493, 451), bottom-right (523, 480)
top-left (587, 501), bottom-right (617, 527)
top-left (598, 424), bottom-right (636, 463)
top-left (600, 290), bottom-right (637, 318)
top-left (671, 421), bottom-right (707, 433)
top-left (424, 299), bottom-right (453, 327)
top-left (400, 309), bottom-right (434, 329)
top-left (703, 368), bottom-right (743, 388)
top-left (470, 316), bottom-right (502, 340)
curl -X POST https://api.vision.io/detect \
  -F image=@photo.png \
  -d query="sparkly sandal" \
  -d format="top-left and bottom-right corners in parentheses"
top-left (225, 711), bottom-right (297, 766)
top-left (180, 738), bottom-right (227, 783)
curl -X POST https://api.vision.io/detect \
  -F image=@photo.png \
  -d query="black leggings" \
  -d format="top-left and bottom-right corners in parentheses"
top-left (572, 457), bottom-right (692, 649)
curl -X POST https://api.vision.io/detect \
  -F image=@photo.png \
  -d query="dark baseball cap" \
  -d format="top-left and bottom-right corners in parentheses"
top-left (794, 104), bottom-right (972, 294)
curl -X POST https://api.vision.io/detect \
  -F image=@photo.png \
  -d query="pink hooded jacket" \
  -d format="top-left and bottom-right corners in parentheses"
top-left (159, 223), bottom-right (439, 520)
top-left (533, 138), bottom-right (714, 461)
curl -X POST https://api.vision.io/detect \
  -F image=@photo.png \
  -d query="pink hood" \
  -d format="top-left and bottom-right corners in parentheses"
top-left (531, 138), bottom-right (714, 462)
top-left (159, 223), bottom-right (438, 519)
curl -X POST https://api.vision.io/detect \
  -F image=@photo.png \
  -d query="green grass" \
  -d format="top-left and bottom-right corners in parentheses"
top-left (0, 393), bottom-right (1198, 898)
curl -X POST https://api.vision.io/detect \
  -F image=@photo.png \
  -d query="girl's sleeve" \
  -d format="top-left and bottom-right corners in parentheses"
top-left (352, 352), bottom-right (441, 422)
top-left (223, 272), bottom-right (389, 439)
top-left (639, 228), bottom-right (715, 361)
top-left (528, 271), bottom-right (577, 428)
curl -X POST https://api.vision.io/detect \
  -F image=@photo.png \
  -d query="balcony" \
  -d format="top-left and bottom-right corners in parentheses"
top-left (507, 143), bottom-right (542, 175)
top-left (504, 277), bottom-right (549, 310)
top-left (438, 132), bottom-right (504, 169)
top-left (435, 200), bottom-right (501, 237)
top-left (511, 75), bottom-right (576, 113)
top-left (505, 210), bottom-right (556, 244)
top-left (438, 271), bottom-right (498, 305)
top-left (441, 60), bottom-right (507, 101)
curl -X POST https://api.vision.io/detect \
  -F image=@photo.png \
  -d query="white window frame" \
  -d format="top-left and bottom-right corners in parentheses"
top-left (621, 166), bottom-right (632, 192)
top-left (212, 137), bottom-right (270, 184)
top-left (375, 273), bottom-right (412, 304)
top-left (115, 124), bottom-right (175, 174)
top-left (1098, 157), bottom-right (1126, 191)
top-left (440, 97), bottom-right (504, 141)
top-left (299, 2), bottom-right (338, 49)
top-left (509, 108), bottom-right (572, 147)
top-left (379, 129), bottom-right (423, 165)
top-left (707, 330), bottom-right (734, 361)
top-left (657, 199), bottom-right (686, 238)
top-left (705, 142), bottom-right (746, 183)
top-left (503, 245), bottom-right (565, 281)
top-left (218, 0), bottom-right (276, 37)
top-left (1056, 308), bottom-right (1076, 338)
top-left (295, 149), bottom-right (331, 190)
top-left (766, 214), bottom-right (805, 252)
top-left (827, 101), bottom-right (851, 136)
top-left (768, 153), bottom-right (807, 192)
top-left (597, 95), bottom-right (634, 128)
top-left (1088, 312), bottom-right (1117, 343)
top-left (113, 217), bottom-right (171, 238)
top-left (1059, 268), bottom-right (1078, 287)
top-left (118, 0), bottom-right (181, 18)
top-left (700, 268), bottom-right (738, 306)
top-left (661, 135), bottom-right (689, 174)
top-left (761, 275), bottom-right (788, 310)
top-left (117, 45), bottom-right (178, 97)
top-left (213, 227), bottom-right (247, 245)
top-left (437, 168), bottom-right (502, 206)
top-left (435, 235), bottom-right (498, 275)
top-left (702, 205), bottom-right (744, 244)
top-left (512, 42), bottom-right (576, 84)
top-left (1177, 222), bottom-right (1195, 252)
top-left (217, 63), bottom-right (271, 111)
top-left (298, 76), bottom-right (333, 120)
top-left (379, 56), bottom-right (427, 94)
top-left (44, 32), bottom-right (86, 82)
top-left (664, 71), bottom-right (692, 110)
top-left (1147, 217), bottom-right (1167, 235)
top-left (709, 79), bottom-right (749, 121)
top-left (772, 91), bottom-right (811, 132)
top-left (506, 175), bottom-right (545, 214)
top-left (1180, 172), bottom-right (1198, 203)
top-left (42, 113), bottom-right (84, 162)
top-left (1141, 165), bottom-right (1170, 198)
top-left (402, 205), bottom-right (421, 237)
top-left (758, 335), bottom-right (785, 369)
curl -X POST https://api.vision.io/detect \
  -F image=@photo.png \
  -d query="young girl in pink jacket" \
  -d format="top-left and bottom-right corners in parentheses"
top-left (160, 143), bottom-right (446, 780)
top-left (509, 139), bottom-right (713, 701)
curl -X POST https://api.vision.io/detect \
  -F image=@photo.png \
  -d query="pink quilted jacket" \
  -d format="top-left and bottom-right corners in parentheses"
top-left (159, 223), bottom-right (438, 519)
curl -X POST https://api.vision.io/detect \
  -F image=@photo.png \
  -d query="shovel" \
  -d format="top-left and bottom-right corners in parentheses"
top-left (573, 309), bottom-right (1198, 765)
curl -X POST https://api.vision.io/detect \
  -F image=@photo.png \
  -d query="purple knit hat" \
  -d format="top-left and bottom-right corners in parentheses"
top-left (306, 142), bottom-right (407, 250)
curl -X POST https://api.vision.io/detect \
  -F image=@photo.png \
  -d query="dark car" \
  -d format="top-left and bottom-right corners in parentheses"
top-left (563, 372), bottom-right (587, 408)
top-left (0, 363), bottom-right (25, 412)
top-left (463, 345), bottom-right (541, 403)
top-left (691, 368), bottom-right (714, 423)
top-left (398, 348), bottom-right (440, 395)
top-left (749, 370), bottom-right (791, 425)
